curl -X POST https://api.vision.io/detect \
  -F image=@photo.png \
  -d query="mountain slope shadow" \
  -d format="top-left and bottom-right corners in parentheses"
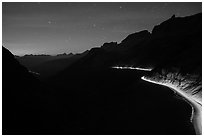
top-left (2, 47), bottom-right (60, 134)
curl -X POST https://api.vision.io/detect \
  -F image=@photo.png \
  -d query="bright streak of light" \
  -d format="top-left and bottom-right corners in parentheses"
top-left (29, 70), bottom-right (40, 75)
top-left (141, 76), bottom-right (202, 135)
top-left (141, 76), bottom-right (201, 105)
top-left (112, 66), bottom-right (152, 71)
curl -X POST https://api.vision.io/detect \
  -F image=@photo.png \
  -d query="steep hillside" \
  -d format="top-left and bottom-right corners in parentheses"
top-left (3, 47), bottom-right (59, 134)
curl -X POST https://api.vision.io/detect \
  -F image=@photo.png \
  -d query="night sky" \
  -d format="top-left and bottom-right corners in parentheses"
top-left (2, 2), bottom-right (201, 55)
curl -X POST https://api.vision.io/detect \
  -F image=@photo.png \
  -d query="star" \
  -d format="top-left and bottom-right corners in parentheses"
top-left (48, 21), bottom-right (52, 24)
top-left (93, 24), bottom-right (96, 28)
top-left (119, 6), bottom-right (122, 9)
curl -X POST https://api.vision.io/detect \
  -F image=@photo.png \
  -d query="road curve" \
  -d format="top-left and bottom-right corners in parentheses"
top-left (141, 76), bottom-right (202, 135)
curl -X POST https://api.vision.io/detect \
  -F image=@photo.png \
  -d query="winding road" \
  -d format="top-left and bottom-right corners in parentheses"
top-left (112, 66), bottom-right (202, 134)
top-left (141, 76), bottom-right (202, 135)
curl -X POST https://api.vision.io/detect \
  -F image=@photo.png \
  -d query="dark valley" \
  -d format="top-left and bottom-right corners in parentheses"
top-left (3, 12), bottom-right (202, 135)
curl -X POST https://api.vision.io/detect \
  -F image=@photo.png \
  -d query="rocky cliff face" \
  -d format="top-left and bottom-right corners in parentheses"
top-left (141, 67), bottom-right (202, 135)
top-left (145, 13), bottom-right (202, 104)
top-left (144, 68), bottom-right (202, 104)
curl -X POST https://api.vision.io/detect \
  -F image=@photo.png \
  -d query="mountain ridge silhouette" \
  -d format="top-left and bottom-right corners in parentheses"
top-left (3, 12), bottom-right (201, 135)
top-left (53, 12), bottom-right (201, 79)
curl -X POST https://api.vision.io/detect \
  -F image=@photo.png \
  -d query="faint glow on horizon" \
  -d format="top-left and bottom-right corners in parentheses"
top-left (3, 3), bottom-right (201, 55)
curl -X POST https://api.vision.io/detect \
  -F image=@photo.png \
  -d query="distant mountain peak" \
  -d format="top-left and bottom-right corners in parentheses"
top-left (101, 42), bottom-right (118, 51)
top-left (23, 54), bottom-right (51, 57)
top-left (152, 12), bottom-right (202, 37)
top-left (171, 14), bottom-right (176, 19)
top-left (119, 30), bottom-right (150, 47)
top-left (56, 53), bottom-right (74, 56)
